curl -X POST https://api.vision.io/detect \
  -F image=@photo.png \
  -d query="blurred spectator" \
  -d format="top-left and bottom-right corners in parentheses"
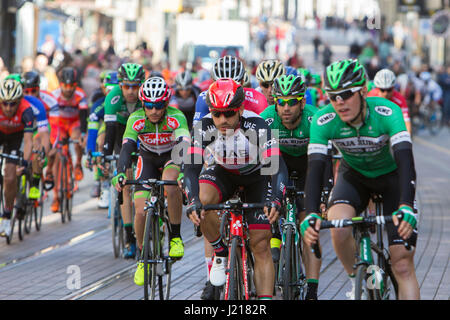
top-left (322, 43), bottom-right (333, 68)
top-left (349, 40), bottom-right (361, 59)
top-left (0, 57), bottom-right (9, 81)
top-left (313, 35), bottom-right (321, 61)
top-left (366, 57), bottom-right (381, 80)
top-left (21, 56), bottom-right (34, 73)
top-left (378, 34), bottom-right (392, 68)
top-left (438, 66), bottom-right (450, 126)
top-left (287, 49), bottom-right (302, 68)
top-left (358, 40), bottom-right (376, 66)
top-left (35, 53), bottom-right (59, 91)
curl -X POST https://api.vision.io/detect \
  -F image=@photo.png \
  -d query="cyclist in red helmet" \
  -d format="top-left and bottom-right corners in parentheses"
top-left (183, 78), bottom-right (289, 300)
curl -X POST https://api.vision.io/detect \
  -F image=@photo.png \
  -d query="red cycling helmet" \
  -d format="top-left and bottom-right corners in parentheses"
top-left (206, 78), bottom-right (245, 110)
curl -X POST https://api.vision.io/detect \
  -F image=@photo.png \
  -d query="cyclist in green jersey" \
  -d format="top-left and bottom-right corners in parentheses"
top-left (260, 74), bottom-right (327, 300)
top-left (111, 77), bottom-right (190, 286)
top-left (301, 59), bottom-right (420, 299)
top-left (103, 63), bottom-right (145, 259)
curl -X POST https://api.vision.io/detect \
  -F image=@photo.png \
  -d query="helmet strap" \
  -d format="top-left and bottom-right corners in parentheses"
top-left (348, 92), bottom-right (366, 127)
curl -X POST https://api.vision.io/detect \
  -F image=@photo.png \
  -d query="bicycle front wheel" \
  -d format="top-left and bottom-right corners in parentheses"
top-left (35, 180), bottom-right (44, 231)
top-left (355, 264), bottom-right (382, 300)
top-left (281, 226), bottom-right (295, 300)
top-left (156, 215), bottom-right (172, 300)
top-left (143, 209), bottom-right (156, 300)
top-left (227, 237), bottom-right (245, 300)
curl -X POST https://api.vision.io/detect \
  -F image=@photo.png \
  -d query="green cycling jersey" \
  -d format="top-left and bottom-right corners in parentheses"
top-left (104, 85), bottom-right (141, 125)
top-left (260, 104), bottom-right (318, 157)
top-left (123, 106), bottom-right (190, 154)
top-left (308, 96), bottom-right (410, 178)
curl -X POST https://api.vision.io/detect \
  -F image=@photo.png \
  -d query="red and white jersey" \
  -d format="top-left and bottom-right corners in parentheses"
top-left (51, 87), bottom-right (88, 120)
top-left (368, 88), bottom-right (410, 122)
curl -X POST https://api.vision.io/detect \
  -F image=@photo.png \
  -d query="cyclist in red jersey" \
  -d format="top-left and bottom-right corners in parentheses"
top-left (0, 79), bottom-right (35, 237)
top-left (368, 69), bottom-right (412, 134)
top-left (48, 67), bottom-right (89, 212)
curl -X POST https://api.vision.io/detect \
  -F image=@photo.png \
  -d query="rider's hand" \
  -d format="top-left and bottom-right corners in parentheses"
top-left (264, 200), bottom-right (281, 224)
top-left (300, 213), bottom-right (322, 248)
top-left (111, 172), bottom-right (127, 192)
top-left (186, 197), bottom-right (202, 226)
top-left (100, 161), bottom-right (110, 176)
top-left (177, 172), bottom-right (184, 189)
top-left (392, 205), bottom-right (417, 240)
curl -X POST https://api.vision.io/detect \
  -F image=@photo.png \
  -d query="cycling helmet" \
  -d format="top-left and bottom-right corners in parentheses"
top-left (285, 66), bottom-right (299, 76)
top-left (297, 68), bottom-right (312, 86)
top-left (243, 71), bottom-right (251, 88)
top-left (311, 74), bottom-right (322, 87)
top-left (139, 76), bottom-right (171, 103)
top-left (58, 67), bottom-right (77, 84)
top-left (374, 69), bottom-right (396, 89)
top-left (175, 71), bottom-right (193, 89)
top-left (323, 59), bottom-right (367, 93)
top-left (256, 59), bottom-right (285, 83)
top-left (22, 71), bottom-right (40, 88)
top-left (118, 63), bottom-right (145, 83)
top-left (212, 55), bottom-right (245, 82)
top-left (206, 79), bottom-right (245, 110)
top-left (103, 70), bottom-right (119, 86)
top-left (272, 74), bottom-right (306, 97)
top-left (0, 78), bottom-right (23, 101)
top-left (5, 73), bottom-right (22, 83)
top-left (419, 71), bottom-right (432, 82)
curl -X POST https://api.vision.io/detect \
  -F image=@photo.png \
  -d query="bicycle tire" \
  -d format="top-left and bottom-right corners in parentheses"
top-left (376, 248), bottom-right (398, 300)
top-left (6, 212), bottom-right (16, 244)
top-left (35, 180), bottom-right (44, 231)
top-left (157, 215), bottom-right (172, 300)
top-left (281, 226), bottom-right (295, 300)
top-left (227, 236), bottom-right (245, 300)
top-left (143, 209), bottom-right (156, 300)
top-left (58, 158), bottom-right (65, 223)
top-left (64, 160), bottom-right (73, 222)
top-left (111, 193), bottom-right (121, 258)
top-left (355, 264), bottom-right (381, 300)
top-left (24, 201), bottom-right (33, 234)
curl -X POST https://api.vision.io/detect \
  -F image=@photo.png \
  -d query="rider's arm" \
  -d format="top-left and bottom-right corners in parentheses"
top-left (192, 91), bottom-right (209, 127)
top-left (103, 93), bottom-right (118, 156)
top-left (182, 121), bottom-right (205, 202)
top-left (86, 99), bottom-right (105, 153)
top-left (22, 106), bottom-right (35, 163)
top-left (117, 138), bottom-right (137, 174)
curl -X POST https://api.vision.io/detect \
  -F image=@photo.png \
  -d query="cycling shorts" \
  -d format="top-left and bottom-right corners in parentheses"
top-left (199, 164), bottom-right (271, 231)
top-left (133, 150), bottom-right (179, 199)
top-left (49, 116), bottom-right (80, 145)
top-left (328, 160), bottom-right (418, 247)
top-left (0, 131), bottom-right (23, 164)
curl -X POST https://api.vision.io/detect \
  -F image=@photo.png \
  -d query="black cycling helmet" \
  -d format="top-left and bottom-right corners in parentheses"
top-left (175, 71), bottom-right (193, 89)
top-left (22, 71), bottom-right (40, 88)
top-left (118, 63), bottom-right (145, 83)
top-left (58, 67), bottom-right (77, 85)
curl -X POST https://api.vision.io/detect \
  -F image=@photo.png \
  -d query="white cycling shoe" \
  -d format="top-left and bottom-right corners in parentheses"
top-left (98, 189), bottom-right (110, 209)
top-left (209, 256), bottom-right (227, 286)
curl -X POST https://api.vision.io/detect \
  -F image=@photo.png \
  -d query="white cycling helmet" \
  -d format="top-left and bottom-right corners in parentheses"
top-left (139, 76), bottom-right (171, 103)
top-left (256, 59), bottom-right (285, 83)
top-left (212, 55), bottom-right (245, 82)
top-left (0, 79), bottom-right (23, 102)
top-left (374, 69), bottom-right (396, 89)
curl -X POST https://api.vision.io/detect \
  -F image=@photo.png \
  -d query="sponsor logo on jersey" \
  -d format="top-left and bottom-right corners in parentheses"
top-left (317, 112), bottom-right (336, 126)
top-left (374, 106), bottom-right (392, 116)
top-left (333, 135), bottom-right (389, 153)
top-left (132, 119), bottom-right (146, 131)
top-left (265, 118), bottom-right (274, 126)
top-left (111, 95), bottom-right (120, 105)
top-left (279, 138), bottom-right (309, 147)
top-left (166, 116), bottom-right (179, 130)
top-left (139, 132), bottom-right (173, 145)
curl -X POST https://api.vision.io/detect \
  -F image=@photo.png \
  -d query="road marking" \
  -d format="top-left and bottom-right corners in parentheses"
top-left (414, 136), bottom-right (450, 157)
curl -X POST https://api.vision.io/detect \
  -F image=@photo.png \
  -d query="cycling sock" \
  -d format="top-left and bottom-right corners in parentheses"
top-left (2, 209), bottom-right (12, 220)
top-left (349, 273), bottom-right (355, 287)
top-left (205, 257), bottom-right (213, 281)
top-left (170, 223), bottom-right (181, 240)
top-left (258, 295), bottom-right (272, 300)
top-left (124, 224), bottom-right (135, 244)
top-left (32, 174), bottom-right (40, 187)
top-left (210, 236), bottom-right (228, 257)
top-left (306, 279), bottom-right (319, 300)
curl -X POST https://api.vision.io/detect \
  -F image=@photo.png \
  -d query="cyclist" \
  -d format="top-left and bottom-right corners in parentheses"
top-left (86, 70), bottom-right (119, 208)
top-left (368, 69), bottom-right (412, 134)
top-left (111, 76), bottom-right (190, 286)
top-left (260, 74), bottom-right (326, 300)
top-left (0, 79), bottom-right (35, 236)
top-left (170, 70), bottom-right (200, 130)
top-left (417, 71), bottom-right (443, 117)
top-left (7, 73), bottom-right (51, 200)
top-left (183, 78), bottom-right (286, 300)
top-left (193, 55), bottom-right (268, 126)
top-left (255, 59), bottom-right (286, 105)
top-left (301, 59), bottom-right (420, 300)
top-left (103, 62), bottom-right (145, 259)
top-left (48, 67), bottom-right (89, 212)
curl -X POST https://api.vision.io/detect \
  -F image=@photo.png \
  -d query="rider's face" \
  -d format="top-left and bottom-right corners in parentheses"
top-left (329, 87), bottom-right (366, 123)
top-left (211, 106), bottom-right (243, 135)
top-left (61, 83), bottom-right (76, 99)
top-left (276, 95), bottom-right (305, 126)
top-left (144, 102), bottom-right (167, 124)
top-left (260, 82), bottom-right (274, 105)
top-left (1, 99), bottom-right (20, 118)
top-left (379, 87), bottom-right (394, 100)
top-left (120, 81), bottom-right (140, 104)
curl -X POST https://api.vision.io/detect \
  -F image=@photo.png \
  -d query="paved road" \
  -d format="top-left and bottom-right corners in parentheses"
top-left (0, 126), bottom-right (448, 300)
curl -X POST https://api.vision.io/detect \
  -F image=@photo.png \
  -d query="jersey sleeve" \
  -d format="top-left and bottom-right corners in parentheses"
top-left (308, 111), bottom-right (335, 157)
top-left (122, 112), bottom-right (140, 143)
top-left (193, 91), bottom-right (209, 126)
top-left (377, 99), bottom-right (410, 148)
top-left (104, 90), bottom-right (121, 123)
top-left (22, 106), bottom-right (35, 133)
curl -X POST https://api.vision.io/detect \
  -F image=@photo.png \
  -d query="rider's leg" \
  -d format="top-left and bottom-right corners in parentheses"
top-left (389, 245), bottom-right (420, 299)
top-left (249, 228), bottom-right (275, 299)
top-left (3, 162), bottom-right (17, 218)
top-left (70, 127), bottom-right (83, 181)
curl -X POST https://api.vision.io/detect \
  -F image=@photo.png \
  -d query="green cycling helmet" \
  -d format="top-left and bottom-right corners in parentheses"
top-left (323, 59), bottom-right (366, 93)
top-left (297, 68), bottom-right (312, 85)
top-left (5, 73), bottom-right (23, 84)
top-left (272, 74), bottom-right (306, 97)
top-left (118, 63), bottom-right (145, 83)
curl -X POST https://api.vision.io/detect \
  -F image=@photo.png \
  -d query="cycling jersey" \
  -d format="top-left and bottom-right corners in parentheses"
top-left (86, 96), bottom-right (106, 153)
top-left (259, 104), bottom-right (318, 157)
top-left (51, 87), bottom-right (88, 120)
top-left (306, 96), bottom-right (416, 214)
top-left (368, 88), bottom-right (410, 122)
top-left (38, 90), bottom-right (58, 114)
top-left (24, 95), bottom-right (49, 133)
top-left (117, 106), bottom-right (189, 174)
top-left (193, 88), bottom-right (268, 126)
top-left (0, 99), bottom-right (34, 134)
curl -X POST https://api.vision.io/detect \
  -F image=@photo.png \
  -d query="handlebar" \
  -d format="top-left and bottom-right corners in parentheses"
top-left (203, 200), bottom-right (266, 212)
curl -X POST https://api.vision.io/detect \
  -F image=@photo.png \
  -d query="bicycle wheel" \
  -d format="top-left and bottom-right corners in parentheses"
top-left (157, 215), bottom-right (172, 300)
top-left (111, 191), bottom-right (122, 258)
top-left (23, 201), bottom-right (33, 234)
top-left (376, 249), bottom-right (398, 300)
top-left (427, 107), bottom-right (443, 136)
top-left (143, 209), bottom-right (156, 300)
top-left (64, 160), bottom-right (73, 222)
top-left (58, 158), bottom-right (65, 223)
top-left (281, 226), bottom-right (295, 300)
top-left (355, 264), bottom-right (381, 300)
top-left (6, 211), bottom-right (16, 245)
top-left (35, 180), bottom-right (44, 231)
top-left (227, 236), bottom-right (245, 300)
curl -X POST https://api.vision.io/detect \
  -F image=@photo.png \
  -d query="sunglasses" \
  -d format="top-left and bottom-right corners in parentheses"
top-left (276, 97), bottom-right (303, 107)
top-left (61, 83), bottom-right (76, 89)
top-left (328, 90), bottom-right (357, 102)
top-left (380, 88), bottom-right (393, 93)
top-left (143, 101), bottom-right (166, 110)
top-left (261, 81), bottom-right (273, 89)
top-left (24, 87), bottom-right (39, 95)
top-left (121, 83), bottom-right (140, 90)
top-left (211, 109), bottom-right (239, 118)
top-left (1, 100), bottom-right (19, 108)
